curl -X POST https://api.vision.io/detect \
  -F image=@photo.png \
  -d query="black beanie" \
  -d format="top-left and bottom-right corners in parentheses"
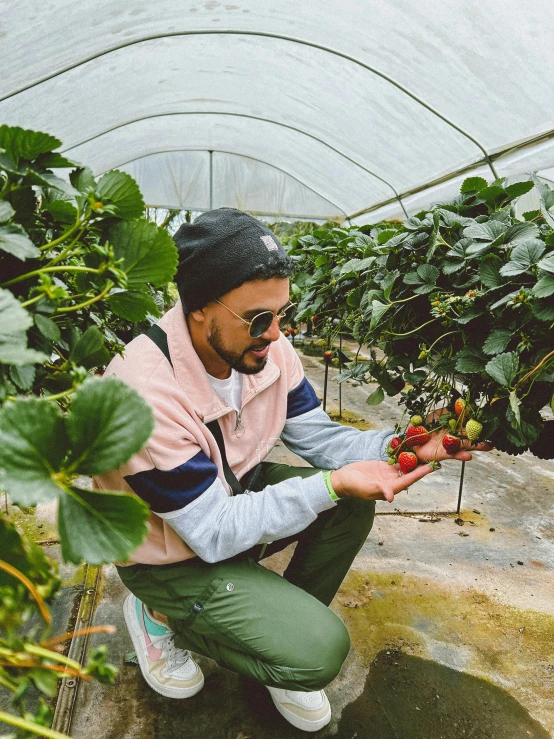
top-left (173, 208), bottom-right (293, 312)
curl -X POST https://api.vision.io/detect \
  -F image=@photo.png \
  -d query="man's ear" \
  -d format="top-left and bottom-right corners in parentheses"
top-left (188, 307), bottom-right (207, 324)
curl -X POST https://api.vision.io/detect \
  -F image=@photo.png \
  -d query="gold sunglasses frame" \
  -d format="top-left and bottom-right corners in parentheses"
top-left (214, 298), bottom-right (297, 337)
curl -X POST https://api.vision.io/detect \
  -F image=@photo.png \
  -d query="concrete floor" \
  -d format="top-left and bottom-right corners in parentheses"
top-left (2, 346), bottom-right (553, 738)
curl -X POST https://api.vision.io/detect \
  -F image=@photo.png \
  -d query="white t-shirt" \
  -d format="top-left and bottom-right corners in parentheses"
top-left (207, 369), bottom-right (244, 414)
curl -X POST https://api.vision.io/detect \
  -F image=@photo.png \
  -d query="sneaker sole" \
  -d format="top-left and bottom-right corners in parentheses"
top-left (123, 594), bottom-right (204, 699)
top-left (268, 691), bottom-right (332, 733)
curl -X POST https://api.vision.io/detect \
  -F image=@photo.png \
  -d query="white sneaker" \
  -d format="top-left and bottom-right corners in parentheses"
top-left (267, 686), bottom-right (332, 732)
top-left (123, 594), bottom-right (204, 699)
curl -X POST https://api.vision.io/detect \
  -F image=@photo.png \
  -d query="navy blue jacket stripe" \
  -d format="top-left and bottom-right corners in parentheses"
top-left (286, 377), bottom-right (321, 419)
top-left (124, 450), bottom-right (218, 514)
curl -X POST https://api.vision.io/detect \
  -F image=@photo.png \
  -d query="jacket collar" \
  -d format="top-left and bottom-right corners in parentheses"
top-left (161, 301), bottom-right (281, 423)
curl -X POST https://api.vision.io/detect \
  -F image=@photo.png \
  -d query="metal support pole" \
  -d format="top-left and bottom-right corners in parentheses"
top-left (338, 335), bottom-right (343, 419)
top-left (456, 461), bottom-right (466, 515)
top-left (323, 361), bottom-right (329, 413)
top-left (209, 150), bottom-right (213, 210)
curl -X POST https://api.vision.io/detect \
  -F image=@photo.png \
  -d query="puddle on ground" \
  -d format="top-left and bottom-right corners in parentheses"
top-left (336, 571), bottom-right (554, 735)
top-left (336, 650), bottom-right (551, 739)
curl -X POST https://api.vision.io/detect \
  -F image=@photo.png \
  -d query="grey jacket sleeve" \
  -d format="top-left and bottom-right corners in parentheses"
top-left (156, 471), bottom-right (336, 563)
top-left (280, 406), bottom-right (395, 469)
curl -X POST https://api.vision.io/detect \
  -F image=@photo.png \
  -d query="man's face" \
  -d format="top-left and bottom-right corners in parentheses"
top-left (205, 277), bottom-right (291, 375)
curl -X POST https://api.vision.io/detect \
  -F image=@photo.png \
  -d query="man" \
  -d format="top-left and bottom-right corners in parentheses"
top-left (94, 208), bottom-right (486, 732)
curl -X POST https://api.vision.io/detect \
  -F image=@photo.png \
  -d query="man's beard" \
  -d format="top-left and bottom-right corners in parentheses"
top-left (207, 320), bottom-right (270, 375)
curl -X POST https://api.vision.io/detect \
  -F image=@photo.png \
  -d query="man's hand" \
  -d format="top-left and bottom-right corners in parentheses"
top-left (330, 460), bottom-right (434, 503)
top-left (413, 428), bottom-right (492, 465)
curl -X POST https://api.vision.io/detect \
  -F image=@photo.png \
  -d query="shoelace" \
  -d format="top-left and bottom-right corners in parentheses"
top-left (149, 633), bottom-right (191, 673)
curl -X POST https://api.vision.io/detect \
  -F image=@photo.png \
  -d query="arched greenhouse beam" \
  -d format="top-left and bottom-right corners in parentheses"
top-left (97, 148), bottom-right (351, 222)
top-left (349, 125), bottom-right (554, 220)
top-left (62, 110), bottom-right (408, 217)
top-left (0, 29), bottom-right (499, 180)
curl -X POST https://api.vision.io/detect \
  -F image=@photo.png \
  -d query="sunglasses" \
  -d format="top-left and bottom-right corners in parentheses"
top-left (214, 299), bottom-right (297, 338)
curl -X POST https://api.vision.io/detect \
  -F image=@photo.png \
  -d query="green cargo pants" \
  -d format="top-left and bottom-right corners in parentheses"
top-left (116, 462), bottom-right (375, 692)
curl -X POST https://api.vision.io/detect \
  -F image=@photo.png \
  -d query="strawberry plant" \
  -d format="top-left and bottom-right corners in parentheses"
top-left (0, 124), bottom-right (179, 737)
top-left (290, 177), bottom-right (554, 457)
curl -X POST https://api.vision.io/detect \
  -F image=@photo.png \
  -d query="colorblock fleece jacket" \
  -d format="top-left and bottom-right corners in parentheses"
top-left (93, 301), bottom-right (394, 565)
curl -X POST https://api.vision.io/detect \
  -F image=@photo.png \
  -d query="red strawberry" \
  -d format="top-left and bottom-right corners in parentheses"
top-left (442, 433), bottom-right (461, 454)
top-left (405, 425), bottom-right (430, 448)
top-left (323, 350), bottom-right (333, 361)
top-left (390, 436), bottom-right (402, 451)
top-left (398, 451), bottom-right (418, 474)
top-left (284, 330), bottom-right (291, 337)
top-left (454, 398), bottom-right (466, 416)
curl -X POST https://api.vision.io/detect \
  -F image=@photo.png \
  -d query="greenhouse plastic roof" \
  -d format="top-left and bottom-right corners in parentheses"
top-left (1, 1), bottom-right (554, 221)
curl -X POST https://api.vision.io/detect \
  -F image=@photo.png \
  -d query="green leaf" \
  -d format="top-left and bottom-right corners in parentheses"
top-left (0, 288), bottom-right (32, 338)
top-left (366, 386), bottom-right (385, 406)
top-left (70, 166), bottom-right (96, 193)
top-left (35, 152), bottom-right (77, 169)
top-left (44, 199), bottom-right (78, 224)
top-left (0, 200), bottom-right (15, 223)
top-left (0, 223), bottom-right (40, 260)
top-left (108, 219), bottom-right (178, 288)
top-left (369, 300), bottom-right (390, 330)
top-left (483, 328), bottom-right (512, 355)
top-left (531, 175), bottom-right (554, 228)
top-left (95, 170), bottom-right (144, 220)
top-left (504, 222), bottom-right (539, 245)
top-left (504, 181), bottom-right (534, 199)
top-left (0, 125), bottom-right (61, 163)
top-left (64, 377), bottom-right (154, 475)
top-left (417, 264), bottom-right (439, 284)
top-left (537, 254), bottom-right (554, 274)
top-left (455, 347), bottom-right (488, 373)
top-left (531, 301), bottom-right (554, 321)
top-left (0, 345), bottom-right (49, 365)
top-left (35, 314), bottom-right (61, 342)
top-left (9, 364), bottom-right (36, 390)
top-left (463, 220), bottom-right (506, 242)
top-left (533, 275), bottom-right (554, 298)
top-left (108, 290), bottom-right (162, 322)
top-left (58, 486), bottom-right (149, 565)
top-left (509, 390), bottom-right (521, 426)
top-left (485, 352), bottom-right (519, 387)
top-left (0, 399), bottom-right (68, 505)
top-left (460, 177), bottom-right (487, 193)
top-left (346, 287), bottom-right (362, 308)
top-left (25, 169), bottom-right (79, 197)
top-left (500, 240), bottom-right (546, 276)
top-left (70, 326), bottom-right (104, 366)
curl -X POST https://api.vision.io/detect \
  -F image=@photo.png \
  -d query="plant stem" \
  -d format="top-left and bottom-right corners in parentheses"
top-left (39, 219), bottom-right (82, 252)
top-left (37, 388), bottom-right (75, 403)
top-left (513, 350), bottom-right (554, 392)
top-left (20, 294), bottom-right (45, 308)
top-left (24, 644), bottom-right (82, 671)
top-left (0, 561), bottom-right (51, 624)
top-left (45, 227), bottom-right (87, 267)
top-left (427, 330), bottom-right (458, 353)
top-left (55, 280), bottom-right (113, 313)
top-left (1, 266), bottom-right (101, 288)
top-left (42, 625), bottom-right (116, 649)
top-left (0, 709), bottom-right (71, 739)
top-left (384, 319), bottom-right (439, 338)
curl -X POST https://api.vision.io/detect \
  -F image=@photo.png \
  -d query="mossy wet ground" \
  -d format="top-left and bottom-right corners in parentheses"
top-left (335, 570), bottom-right (554, 736)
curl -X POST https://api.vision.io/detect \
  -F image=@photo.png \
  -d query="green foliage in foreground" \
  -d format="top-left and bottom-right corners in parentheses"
top-left (289, 177), bottom-right (554, 453)
top-left (0, 124), bottom-right (179, 737)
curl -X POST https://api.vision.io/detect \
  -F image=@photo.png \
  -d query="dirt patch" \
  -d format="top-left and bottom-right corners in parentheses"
top-left (337, 650), bottom-right (551, 738)
top-left (335, 570), bottom-right (554, 734)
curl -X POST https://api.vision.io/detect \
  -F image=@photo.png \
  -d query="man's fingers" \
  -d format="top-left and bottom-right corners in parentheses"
top-left (394, 462), bottom-right (434, 492)
top-left (453, 450), bottom-right (472, 461)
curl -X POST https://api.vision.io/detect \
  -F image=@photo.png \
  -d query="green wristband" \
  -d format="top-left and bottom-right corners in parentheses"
top-left (322, 470), bottom-right (340, 502)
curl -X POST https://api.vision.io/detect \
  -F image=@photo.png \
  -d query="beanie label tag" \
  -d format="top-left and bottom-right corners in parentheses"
top-left (260, 235), bottom-right (278, 252)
